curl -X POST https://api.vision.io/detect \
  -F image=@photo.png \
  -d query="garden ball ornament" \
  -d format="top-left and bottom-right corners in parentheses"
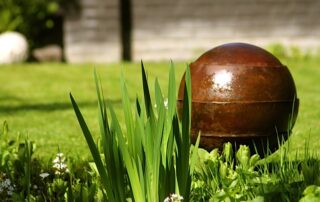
top-left (0, 32), bottom-right (28, 64)
top-left (177, 43), bottom-right (299, 154)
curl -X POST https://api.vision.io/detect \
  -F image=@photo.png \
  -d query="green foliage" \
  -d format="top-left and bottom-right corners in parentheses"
top-left (70, 62), bottom-right (199, 201)
top-left (299, 185), bottom-right (320, 202)
top-left (191, 143), bottom-right (320, 202)
top-left (0, 0), bottom-right (57, 38)
top-left (0, 121), bottom-right (104, 201)
top-left (0, 0), bottom-right (77, 50)
top-left (3, 116), bottom-right (319, 201)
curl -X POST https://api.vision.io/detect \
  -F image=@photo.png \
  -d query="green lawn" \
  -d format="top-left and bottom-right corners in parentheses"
top-left (0, 58), bottom-right (319, 159)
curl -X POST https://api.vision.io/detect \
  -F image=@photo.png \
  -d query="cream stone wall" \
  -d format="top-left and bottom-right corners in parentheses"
top-left (64, 0), bottom-right (320, 62)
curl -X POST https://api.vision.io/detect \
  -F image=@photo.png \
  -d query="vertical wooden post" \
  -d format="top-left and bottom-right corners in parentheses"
top-left (120, 0), bottom-right (132, 61)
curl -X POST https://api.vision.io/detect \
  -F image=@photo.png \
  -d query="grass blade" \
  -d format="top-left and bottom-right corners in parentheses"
top-left (141, 61), bottom-right (154, 120)
top-left (176, 65), bottom-right (192, 200)
top-left (70, 93), bottom-right (114, 201)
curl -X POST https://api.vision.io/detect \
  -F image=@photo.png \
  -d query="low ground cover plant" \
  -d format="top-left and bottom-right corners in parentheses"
top-left (191, 143), bottom-right (320, 201)
top-left (0, 62), bottom-right (319, 201)
top-left (0, 121), bottom-right (103, 201)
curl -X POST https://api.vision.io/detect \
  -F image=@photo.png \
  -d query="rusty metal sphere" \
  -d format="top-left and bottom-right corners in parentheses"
top-left (177, 43), bottom-right (299, 154)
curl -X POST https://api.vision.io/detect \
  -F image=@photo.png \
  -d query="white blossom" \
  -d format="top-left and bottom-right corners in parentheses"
top-left (57, 153), bottom-right (64, 157)
top-left (39, 173), bottom-right (50, 179)
top-left (3, 179), bottom-right (11, 186)
top-left (164, 193), bottom-right (183, 202)
top-left (52, 152), bottom-right (69, 175)
top-left (53, 157), bottom-right (60, 164)
top-left (0, 177), bottom-right (15, 196)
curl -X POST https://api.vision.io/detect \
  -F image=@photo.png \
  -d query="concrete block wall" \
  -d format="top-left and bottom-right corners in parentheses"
top-left (132, 0), bottom-right (320, 61)
top-left (64, 0), bottom-right (120, 63)
top-left (64, 0), bottom-right (320, 62)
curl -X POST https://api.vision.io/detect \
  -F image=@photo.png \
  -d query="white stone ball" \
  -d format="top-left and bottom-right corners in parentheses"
top-left (0, 32), bottom-right (29, 64)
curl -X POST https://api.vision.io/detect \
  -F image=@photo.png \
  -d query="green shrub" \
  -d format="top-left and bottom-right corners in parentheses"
top-left (0, 0), bottom-right (60, 48)
top-left (0, 0), bottom-right (79, 52)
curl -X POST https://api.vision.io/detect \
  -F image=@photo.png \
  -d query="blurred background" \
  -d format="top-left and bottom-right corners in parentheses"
top-left (1, 0), bottom-right (320, 63)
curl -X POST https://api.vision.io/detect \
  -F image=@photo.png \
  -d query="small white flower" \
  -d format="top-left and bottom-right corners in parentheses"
top-left (8, 186), bottom-right (14, 191)
top-left (57, 153), bottom-right (64, 157)
top-left (53, 157), bottom-right (60, 164)
top-left (164, 193), bottom-right (183, 202)
top-left (55, 171), bottom-right (60, 175)
top-left (52, 152), bottom-right (69, 176)
top-left (39, 173), bottom-right (50, 179)
top-left (4, 179), bottom-right (11, 187)
top-left (0, 176), bottom-right (15, 196)
top-left (53, 163), bottom-right (68, 170)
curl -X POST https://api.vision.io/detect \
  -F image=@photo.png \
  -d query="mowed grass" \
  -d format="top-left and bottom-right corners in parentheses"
top-left (0, 62), bottom-right (187, 159)
top-left (0, 57), bottom-right (319, 159)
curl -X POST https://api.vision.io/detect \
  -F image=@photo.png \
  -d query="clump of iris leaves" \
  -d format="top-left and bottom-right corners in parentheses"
top-left (0, 62), bottom-right (319, 201)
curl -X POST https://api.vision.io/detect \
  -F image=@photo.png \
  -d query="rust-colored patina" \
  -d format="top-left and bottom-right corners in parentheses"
top-left (178, 43), bottom-right (299, 154)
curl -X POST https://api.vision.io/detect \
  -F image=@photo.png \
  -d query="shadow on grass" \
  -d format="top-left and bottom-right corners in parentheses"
top-left (0, 95), bottom-right (24, 102)
top-left (0, 99), bottom-right (123, 113)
